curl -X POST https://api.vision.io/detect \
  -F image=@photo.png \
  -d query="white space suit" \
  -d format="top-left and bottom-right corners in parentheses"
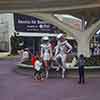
top-left (40, 36), bottom-right (52, 79)
top-left (40, 43), bottom-right (52, 61)
top-left (54, 34), bottom-right (72, 78)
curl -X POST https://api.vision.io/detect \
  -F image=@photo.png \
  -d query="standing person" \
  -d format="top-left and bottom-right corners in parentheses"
top-left (77, 54), bottom-right (85, 84)
top-left (54, 34), bottom-right (72, 78)
top-left (20, 48), bottom-right (29, 63)
top-left (31, 55), bottom-right (36, 78)
top-left (93, 44), bottom-right (100, 56)
top-left (40, 36), bottom-right (52, 79)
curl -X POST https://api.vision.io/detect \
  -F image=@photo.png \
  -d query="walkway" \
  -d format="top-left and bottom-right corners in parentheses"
top-left (0, 58), bottom-right (100, 100)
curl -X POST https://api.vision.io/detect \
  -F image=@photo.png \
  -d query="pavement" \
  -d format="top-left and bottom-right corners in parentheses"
top-left (0, 57), bottom-right (100, 100)
top-left (16, 62), bottom-right (100, 79)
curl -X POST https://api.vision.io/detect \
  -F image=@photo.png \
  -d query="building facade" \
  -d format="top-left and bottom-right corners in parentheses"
top-left (0, 13), bottom-right (61, 54)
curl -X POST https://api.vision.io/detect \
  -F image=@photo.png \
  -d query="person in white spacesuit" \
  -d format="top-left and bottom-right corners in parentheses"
top-left (40, 36), bottom-right (52, 79)
top-left (54, 34), bottom-right (72, 78)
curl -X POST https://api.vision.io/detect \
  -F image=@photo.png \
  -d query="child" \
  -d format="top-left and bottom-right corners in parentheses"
top-left (77, 54), bottom-right (85, 84)
top-left (32, 54), bottom-right (44, 80)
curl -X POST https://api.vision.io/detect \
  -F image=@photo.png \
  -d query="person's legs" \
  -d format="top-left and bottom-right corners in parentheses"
top-left (61, 55), bottom-right (66, 79)
top-left (39, 69), bottom-right (44, 80)
top-left (82, 70), bottom-right (85, 84)
top-left (56, 55), bottom-right (62, 71)
top-left (37, 70), bottom-right (42, 80)
top-left (43, 61), bottom-right (49, 79)
top-left (61, 67), bottom-right (66, 79)
top-left (56, 55), bottom-right (66, 79)
top-left (78, 70), bottom-right (82, 84)
top-left (34, 70), bottom-right (38, 80)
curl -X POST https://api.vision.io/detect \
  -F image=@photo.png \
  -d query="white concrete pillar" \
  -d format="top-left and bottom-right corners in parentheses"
top-left (76, 20), bottom-right (100, 57)
top-left (76, 37), bottom-right (90, 57)
top-left (81, 17), bottom-right (85, 32)
top-left (7, 13), bottom-right (15, 54)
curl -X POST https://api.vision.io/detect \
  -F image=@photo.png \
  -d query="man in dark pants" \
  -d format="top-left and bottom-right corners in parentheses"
top-left (77, 54), bottom-right (85, 84)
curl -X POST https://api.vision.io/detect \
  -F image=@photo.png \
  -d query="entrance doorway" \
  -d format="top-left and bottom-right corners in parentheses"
top-left (22, 37), bottom-right (41, 55)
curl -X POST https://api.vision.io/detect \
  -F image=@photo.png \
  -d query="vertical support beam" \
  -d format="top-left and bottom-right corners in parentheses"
top-left (81, 16), bottom-right (85, 32)
top-left (76, 37), bottom-right (90, 57)
top-left (8, 33), bottom-right (12, 54)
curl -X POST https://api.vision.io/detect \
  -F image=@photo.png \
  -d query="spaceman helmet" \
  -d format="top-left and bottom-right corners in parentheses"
top-left (57, 34), bottom-right (64, 39)
top-left (42, 36), bottom-right (49, 41)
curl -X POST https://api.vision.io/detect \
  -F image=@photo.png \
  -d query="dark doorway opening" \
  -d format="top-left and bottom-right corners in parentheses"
top-left (22, 37), bottom-right (41, 55)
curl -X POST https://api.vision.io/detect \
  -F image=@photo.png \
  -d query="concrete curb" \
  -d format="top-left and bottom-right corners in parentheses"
top-left (16, 63), bottom-right (100, 69)
top-left (0, 52), bottom-right (9, 58)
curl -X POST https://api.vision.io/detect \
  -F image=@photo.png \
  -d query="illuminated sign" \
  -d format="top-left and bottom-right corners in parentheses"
top-left (14, 13), bottom-right (62, 33)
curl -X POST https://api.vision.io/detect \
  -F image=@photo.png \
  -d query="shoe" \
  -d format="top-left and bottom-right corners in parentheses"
top-left (41, 78), bottom-right (44, 81)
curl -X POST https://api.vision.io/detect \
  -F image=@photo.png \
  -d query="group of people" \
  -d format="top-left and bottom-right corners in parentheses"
top-left (93, 45), bottom-right (100, 56)
top-left (90, 44), bottom-right (100, 56)
top-left (32, 33), bottom-right (85, 84)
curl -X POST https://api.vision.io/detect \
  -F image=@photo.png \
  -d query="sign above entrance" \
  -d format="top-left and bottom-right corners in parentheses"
top-left (14, 13), bottom-right (62, 33)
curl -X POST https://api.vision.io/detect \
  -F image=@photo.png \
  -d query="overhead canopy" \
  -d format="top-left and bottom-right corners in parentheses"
top-left (0, 0), bottom-right (100, 27)
top-left (0, 0), bottom-right (99, 13)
